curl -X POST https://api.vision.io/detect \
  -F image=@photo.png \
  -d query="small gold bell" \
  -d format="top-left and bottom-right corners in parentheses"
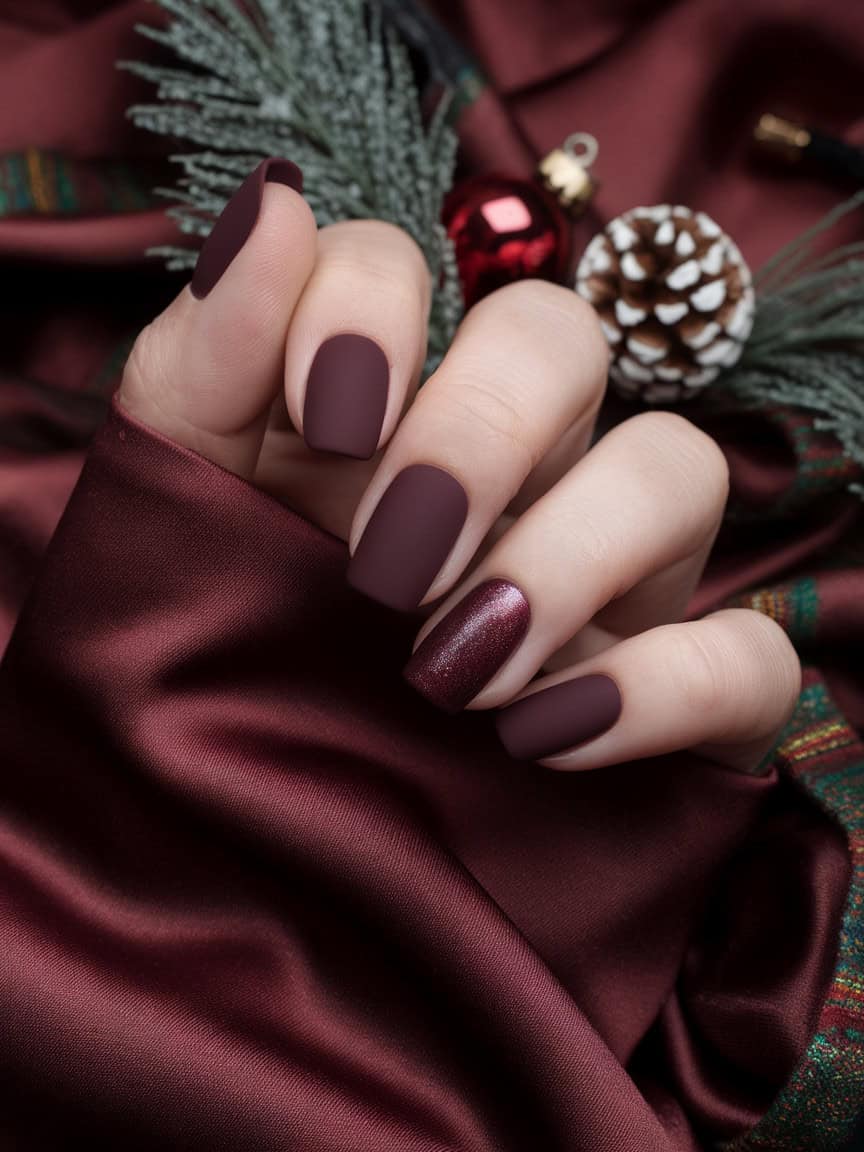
top-left (537, 132), bottom-right (599, 216)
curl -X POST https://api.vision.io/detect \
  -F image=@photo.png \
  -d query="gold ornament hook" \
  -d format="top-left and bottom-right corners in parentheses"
top-left (537, 132), bottom-right (599, 216)
top-left (562, 132), bottom-right (599, 170)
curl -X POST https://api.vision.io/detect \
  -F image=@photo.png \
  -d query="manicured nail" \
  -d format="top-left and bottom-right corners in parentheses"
top-left (303, 334), bottom-right (389, 459)
top-left (403, 579), bottom-right (530, 712)
top-left (347, 464), bottom-right (468, 611)
top-left (495, 674), bottom-right (622, 761)
top-left (190, 158), bottom-right (303, 299)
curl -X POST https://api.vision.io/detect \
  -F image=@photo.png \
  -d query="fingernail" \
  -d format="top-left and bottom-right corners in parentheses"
top-left (495, 674), bottom-right (622, 761)
top-left (303, 334), bottom-right (389, 459)
top-left (347, 464), bottom-right (468, 611)
top-left (190, 158), bottom-right (303, 299)
top-left (403, 579), bottom-right (530, 712)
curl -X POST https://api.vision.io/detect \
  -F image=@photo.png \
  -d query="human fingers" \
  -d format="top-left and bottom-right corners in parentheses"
top-left (346, 281), bottom-right (608, 611)
top-left (494, 608), bottom-right (801, 773)
top-left (117, 159), bottom-right (317, 479)
top-left (283, 219), bottom-right (430, 460)
top-left (403, 411), bottom-right (728, 713)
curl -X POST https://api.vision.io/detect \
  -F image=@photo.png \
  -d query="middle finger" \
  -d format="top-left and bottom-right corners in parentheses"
top-left (347, 281), bottom-right (609, 611)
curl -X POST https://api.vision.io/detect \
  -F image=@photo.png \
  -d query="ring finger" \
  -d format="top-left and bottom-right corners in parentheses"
top-left (403, 411), bottom-right (729, 712)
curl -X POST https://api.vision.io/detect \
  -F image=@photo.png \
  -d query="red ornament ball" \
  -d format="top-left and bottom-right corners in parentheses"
top-left (443, 175), bottom-right (570, 309)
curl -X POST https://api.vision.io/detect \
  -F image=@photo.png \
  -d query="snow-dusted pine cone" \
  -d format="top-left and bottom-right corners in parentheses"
top-left (575, 206), bottom-right (755, 403)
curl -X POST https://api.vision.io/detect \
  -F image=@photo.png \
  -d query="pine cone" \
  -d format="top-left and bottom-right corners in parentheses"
top-left (575, 206), bottom-right (755, 403)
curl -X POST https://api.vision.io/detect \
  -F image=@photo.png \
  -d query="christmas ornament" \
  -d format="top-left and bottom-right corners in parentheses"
top-left (444, 133), bottom-right (598, 308)
top-left (536, 132), bottom-right (599, 213)
top-left (443, 175), bottom-right (569, 308)
top-left (127, 4), bottom-right (864, 496)
top-left (576, 205), bottom-right (755, 403)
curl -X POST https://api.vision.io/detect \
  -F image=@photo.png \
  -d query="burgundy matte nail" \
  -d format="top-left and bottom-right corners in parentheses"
top-left (190, 158), bottom-right (303, 299)
top-left (347, 464), bottom-right (468, 611)
top-left (495, 674), bottom-right (622, 761)
top-left (403, 579), bottom-right (530, 713)
top-left (303, 334), bottom-right (389, 459)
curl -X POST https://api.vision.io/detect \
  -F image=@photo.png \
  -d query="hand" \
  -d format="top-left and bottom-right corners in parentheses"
top-left (118, 159), bottom-right (801, 771)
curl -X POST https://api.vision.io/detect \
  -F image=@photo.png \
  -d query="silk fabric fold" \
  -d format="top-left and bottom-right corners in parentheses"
top-left (0, 2), bottom-right (862, 1148)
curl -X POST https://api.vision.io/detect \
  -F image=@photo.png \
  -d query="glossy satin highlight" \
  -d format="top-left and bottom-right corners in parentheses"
top-left (404, 578), bottom-right (530, 712)
top-left (0, 2), bottom-right (862, 1147)
top-left (0, 347), bottom-right (850, 1152)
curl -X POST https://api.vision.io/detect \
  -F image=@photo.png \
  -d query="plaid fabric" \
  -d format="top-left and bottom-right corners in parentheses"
top-left (0, 149), bottom-right (167, 396)
top-left (722, 404), bottom-right (864, 1148)
top-left (723, 670), bottom-right (864, 1152)
top-left (764, 408), bottom-right (862, 514)
top-left (0, 149), bottom-right (158, 217)
top-left (731, 576), bottom-right (821, 642)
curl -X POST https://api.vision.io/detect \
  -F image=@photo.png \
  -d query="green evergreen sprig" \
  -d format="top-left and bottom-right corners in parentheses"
top-left (120, 0), bottom-right (463, 372)
top-left (715, 191), bottom-right (864, 495)
top-left (122, 0), bottom-right (864, 495)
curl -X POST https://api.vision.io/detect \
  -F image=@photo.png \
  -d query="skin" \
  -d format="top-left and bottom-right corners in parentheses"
top-left (119, 181), bottom-right (802, 774)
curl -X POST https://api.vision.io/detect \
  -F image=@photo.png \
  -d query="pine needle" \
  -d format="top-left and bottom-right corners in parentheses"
top-left (712, 193), bottom-right (864, 497)
top-left (120, 0), bottom-right (463, 372)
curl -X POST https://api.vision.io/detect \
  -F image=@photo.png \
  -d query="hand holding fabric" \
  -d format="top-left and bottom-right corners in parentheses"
top-left (119, 158), bottom-right (801, 775)
top-left (0, 158), bottom-right (849, 1150)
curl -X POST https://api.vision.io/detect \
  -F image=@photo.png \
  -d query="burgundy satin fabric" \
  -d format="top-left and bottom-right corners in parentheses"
top-left (0, 2), bottom-right (858, 1148)
top-left (0, 399), bottom-right (833, 1149)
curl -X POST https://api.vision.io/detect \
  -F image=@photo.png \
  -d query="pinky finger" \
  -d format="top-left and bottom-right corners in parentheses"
top-left (495, 609), bottom-right (801, 773)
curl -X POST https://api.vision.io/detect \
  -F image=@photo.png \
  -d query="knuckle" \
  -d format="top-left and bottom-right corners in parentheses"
top-left (320, 219), bottom-right (431, 299)
top-left (695, 609), bottom-right (802, 737)
top-left (724, 608), bottom-right (802, 721)
top-left (621, 410), bottom-right (712, 466)
top-left (492, 279), bottom-right (608, 355)
top-left (618, 411), bottom-right (729, 520)
top-left (667, 624), bottom-right (730, 716)
top-left (445, 371), bottom-right (538, 475)
top-left (471, 279), bottom-right (610, 408)
top-left (488, 277), bottom-right (588, 318)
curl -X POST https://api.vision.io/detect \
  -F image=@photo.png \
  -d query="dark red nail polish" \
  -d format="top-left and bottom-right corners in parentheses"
top-left (347, 465), bottom-right (468, 611)
top-left (190, 158), bottom-right (303, 299)
top-left (303, 334), bottom-right (389, 459)
top-left (403, 579), bottom-right (530, 712)
top-left (495, 674), bottom-right (622, 761)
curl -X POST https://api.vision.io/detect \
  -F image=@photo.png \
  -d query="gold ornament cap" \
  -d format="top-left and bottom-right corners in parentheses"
top-left (537, 132), bottom-right (598, 216)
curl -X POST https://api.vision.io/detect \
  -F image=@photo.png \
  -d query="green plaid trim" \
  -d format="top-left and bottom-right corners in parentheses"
top-left (0, 150), bottom-right (159, 217)
top-left (724, 675), bottom-right (864, 1151)
top-left (727, 577), bottom-right (820, 645)
top-left (769, 408), bottom-right (860, 514)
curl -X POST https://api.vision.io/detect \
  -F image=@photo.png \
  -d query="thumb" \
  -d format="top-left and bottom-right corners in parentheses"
top-left (118, 159), bottom-right (317, 479)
